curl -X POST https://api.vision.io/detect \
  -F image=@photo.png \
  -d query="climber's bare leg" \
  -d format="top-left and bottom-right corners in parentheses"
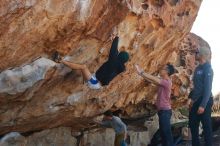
top-left (61, 60), bottom-right (92, 81)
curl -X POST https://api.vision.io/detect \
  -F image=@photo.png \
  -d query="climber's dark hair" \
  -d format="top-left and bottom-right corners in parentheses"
top-left (104, 110), bottom-right (113, 117)
top-left (118, 51), bottom-right (129, 64)
top-left (166, 64), bottom-right (175, 76)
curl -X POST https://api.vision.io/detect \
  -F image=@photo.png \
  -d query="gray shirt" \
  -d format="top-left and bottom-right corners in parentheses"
top-left (101, 116), bottom-right (127, 135)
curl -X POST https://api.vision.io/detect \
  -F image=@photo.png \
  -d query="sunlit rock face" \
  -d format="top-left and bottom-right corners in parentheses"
top-left (0, 0), bottom-right (203, 139)
top-left (169, 33), bottom-right (212, 108)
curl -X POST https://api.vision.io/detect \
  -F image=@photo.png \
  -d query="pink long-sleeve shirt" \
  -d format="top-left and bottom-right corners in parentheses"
top-left (156, 79), bottom-right (172, 110)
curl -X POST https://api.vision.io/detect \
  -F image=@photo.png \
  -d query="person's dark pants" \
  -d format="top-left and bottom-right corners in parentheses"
top-left (114, 133), bottom-right (127, 146)
top-left (158, 109), bottom-right (174, 146)
top-left (189, 97), bottom-right (213, 146)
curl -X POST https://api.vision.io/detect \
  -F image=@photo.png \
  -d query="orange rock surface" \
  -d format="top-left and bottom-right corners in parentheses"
top-left (0, 0), bottom-right (203, 136)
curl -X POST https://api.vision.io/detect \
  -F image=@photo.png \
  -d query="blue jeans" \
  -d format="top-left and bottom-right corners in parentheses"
top-left (120, 140), bottom-right (127, 146)
top-left (158, 110), bottom-right (174, 146)
top-left (189, 97), bottom-right (213, 146)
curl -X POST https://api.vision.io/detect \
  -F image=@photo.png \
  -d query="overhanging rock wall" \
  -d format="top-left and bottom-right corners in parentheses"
top-left (0, 0), bottom-right (202, 137)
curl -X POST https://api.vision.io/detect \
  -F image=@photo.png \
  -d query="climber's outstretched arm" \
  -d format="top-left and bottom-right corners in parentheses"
top-left (108, 36), bottom-right (119, 61)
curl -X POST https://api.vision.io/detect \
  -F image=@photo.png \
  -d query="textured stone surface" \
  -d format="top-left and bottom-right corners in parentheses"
top-left (0, 127), bottom-right (151, 146)
top-left (169, 33), bottom-right (212, 108)
top-left (0, 127), bottom-right (77, 146)
top-left (213, 93), bottom-right (220, 117)
top-left (0, 0), bottom-right (203, 139)
top-left (0, 110), bottom-right (188, 146)
top-left (0, 58), bottom-right (56, 95)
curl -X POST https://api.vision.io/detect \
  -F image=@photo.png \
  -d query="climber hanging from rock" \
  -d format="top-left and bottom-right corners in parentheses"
top-left (52, 35), bottom-right (129, 90)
